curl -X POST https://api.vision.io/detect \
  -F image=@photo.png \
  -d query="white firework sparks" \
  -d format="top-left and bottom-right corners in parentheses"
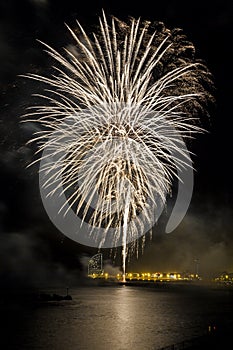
top-left (22, 11), bottom-right (213, 280)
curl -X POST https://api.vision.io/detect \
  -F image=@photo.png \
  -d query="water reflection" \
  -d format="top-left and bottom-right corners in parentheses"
top-left (1, 286), bottom-right (233, 350)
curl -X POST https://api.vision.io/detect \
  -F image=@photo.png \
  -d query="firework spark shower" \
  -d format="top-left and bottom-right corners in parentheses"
top-left (22, 11), bottom-right (214, 279)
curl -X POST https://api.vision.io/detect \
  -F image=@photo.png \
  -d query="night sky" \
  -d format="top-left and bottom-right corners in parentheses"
top-left (0, 0), bottom-right (233, 288)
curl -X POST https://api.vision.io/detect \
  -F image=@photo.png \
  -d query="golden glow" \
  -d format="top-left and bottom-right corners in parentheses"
top-left (88, 270), bottom-right (204, 282)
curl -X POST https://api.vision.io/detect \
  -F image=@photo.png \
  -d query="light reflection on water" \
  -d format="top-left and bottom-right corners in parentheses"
top-left (2, 285), bottom-right (233, 350)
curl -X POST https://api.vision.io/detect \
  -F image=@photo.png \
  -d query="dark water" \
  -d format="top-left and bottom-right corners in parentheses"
top-left (1, 283), bottom-right (233, 349)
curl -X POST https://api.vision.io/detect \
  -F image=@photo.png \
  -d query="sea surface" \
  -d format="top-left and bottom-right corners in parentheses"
top-left (1, 282), bottom-right (233, 350)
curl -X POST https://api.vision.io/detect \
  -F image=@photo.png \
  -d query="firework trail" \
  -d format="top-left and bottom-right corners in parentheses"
top-left (22, 11), bottom-right (213, 280)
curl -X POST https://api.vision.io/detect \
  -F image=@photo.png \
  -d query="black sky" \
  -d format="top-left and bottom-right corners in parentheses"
top-left (0, 0), bottom-right (233, 287)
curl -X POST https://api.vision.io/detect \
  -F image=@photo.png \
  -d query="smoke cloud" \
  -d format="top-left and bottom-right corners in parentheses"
top-left (0, 232), bottom-right (85, 288)
top-left (130, 202), bottom-right (233, 278)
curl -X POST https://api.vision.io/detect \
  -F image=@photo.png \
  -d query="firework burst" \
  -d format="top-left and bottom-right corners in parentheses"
top-left (22, 11), bottom-right (213, 279)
